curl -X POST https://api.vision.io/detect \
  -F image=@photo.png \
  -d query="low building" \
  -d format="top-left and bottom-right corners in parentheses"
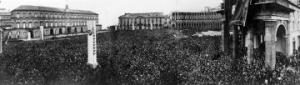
top-left (108, 25), bottom-right (118, 31)
top-left (118, 12), bottom-right (169, 30)
top-left (171, 11), bottom-right (224, 31)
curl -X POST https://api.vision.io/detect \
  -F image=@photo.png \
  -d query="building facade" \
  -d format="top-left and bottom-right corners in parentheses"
top-left (171, 11), bottom-right (224, 31)
top-left (289, 0), bottom-right (300, 53)
top-left (243, 0), bottom-right (300, 69)
top-left (0, 11), bottom-right (12, 28)
top-left (118, 12), bottom-right (169, 30)
top-left (8, 5), bottom-right (99, 40)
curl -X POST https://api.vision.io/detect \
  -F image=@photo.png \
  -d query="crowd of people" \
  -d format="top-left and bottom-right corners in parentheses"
top-left (0, 29), bottom-right (299, 85)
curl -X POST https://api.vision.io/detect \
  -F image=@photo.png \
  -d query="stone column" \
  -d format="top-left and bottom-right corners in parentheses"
top-left (254, 35), bottom-right (258, 49)
top-left (246, 28), bottom-right (254, 64)
top-left (286, 21), bottom-right (292, 56)
top-left (264, 21), bottom-right (277, 70)
top-left (286, 34), bottom-right (292, 56)
top-left (40, 26), bottom-right (44, 40)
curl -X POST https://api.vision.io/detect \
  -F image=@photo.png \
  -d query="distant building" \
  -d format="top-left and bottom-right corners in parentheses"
top-left (118, 12), bottom-right (169, 30)
top-left (171, 11), bottom-right (224, 31)
top-left (108, 25), bottom-right (118, 31)
top-left (8, 5), bottom-right (99, 40)
top-left (0, 10), bottom-right (12, 29)
top-left (96, 24), bottom-right (103, 32)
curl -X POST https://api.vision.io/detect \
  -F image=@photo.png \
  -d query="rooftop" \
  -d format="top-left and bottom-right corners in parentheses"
top-left (171, 10), bottom-right (221, 14)
top-left (119, 12), bottom-right (168, 18)
top-left (12, 5), bottom-right (98, 15)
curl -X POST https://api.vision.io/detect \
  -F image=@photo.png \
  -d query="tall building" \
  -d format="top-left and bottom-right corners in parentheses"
top-left (7, 5), bottom-right (99, 40)
top-left (171, 11), bottom-right (224, 31)
top-left (118, 12), bottom-right (169, 30)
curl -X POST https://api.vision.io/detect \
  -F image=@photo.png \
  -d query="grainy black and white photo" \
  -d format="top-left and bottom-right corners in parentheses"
top-left (0, 0), bottom-right (300, 85)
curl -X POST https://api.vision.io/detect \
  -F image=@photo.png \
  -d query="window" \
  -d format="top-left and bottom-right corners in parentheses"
top-left (22, 22), bottom-right (25, 28)
top-left (28, 12), bottom-right (31, 18)
top-left (29, 22), bottom-right (32, 28)
top-left (16, 13), bottom-right (20, 18)
top-left (34, 13), bottom-right (38, 17)
top-left (17, 23), bottom-right (20, 28)
top-left (22, 13), bottom-right (26, 18)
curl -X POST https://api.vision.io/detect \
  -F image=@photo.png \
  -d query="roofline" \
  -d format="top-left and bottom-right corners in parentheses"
top-left (12, 9), bottom-right (98, 15)
top-left (12, 5), bottom-right (98, 15)
top-left (119, 16), bottom-right (169, 19)
top-left (171, 11), bottom-right (221, 13)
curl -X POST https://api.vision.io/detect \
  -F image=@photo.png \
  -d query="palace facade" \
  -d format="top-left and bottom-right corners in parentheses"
top-left (118, 12), bottom-right (169, 30)
top-left (6, 5), bottom-right (99, 40)
top-left (171, 11), bottom-right (224, 31)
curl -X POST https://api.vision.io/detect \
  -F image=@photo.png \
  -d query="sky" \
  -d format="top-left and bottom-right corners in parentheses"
top-left (0, 0), bottom-right (222, 28)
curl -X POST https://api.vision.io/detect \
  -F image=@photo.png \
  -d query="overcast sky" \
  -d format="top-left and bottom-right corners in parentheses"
top-left (0, 0), bottom-right (222, 28)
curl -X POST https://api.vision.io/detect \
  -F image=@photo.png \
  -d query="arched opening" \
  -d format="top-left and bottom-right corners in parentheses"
top-left (67, 27), bottom-right (71, 34)
top-left (29, 30), bottom-right (34, 38)
top-left (59, 28), bottom-right (63, 34)
top-left (75, 28), bottom-right (78, 33)
top-left (81, 27), bottom-right (84, 33)
top-left (50, 29), bottom-right (54, 35)
top-left (276, 25), bottom-right (287, 55)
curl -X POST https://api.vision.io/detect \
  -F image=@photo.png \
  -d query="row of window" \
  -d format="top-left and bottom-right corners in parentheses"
top-left (9, 27), bottom-right (88, 39)
top-left (120, 24), bottom-right (164, 27)
top-left (15, 21), bottom-right (89, 28)
top-left (176, 22), bottom-right (223, 28)
top-left (172, 15), bottom-right (222, 20)
top-left (172, 12), bottom-right (219, 16)
top-left (118, 26), bottom-right (164, 30)
top-left (15, 20), bottom-right (96, 22)
top-left (120, 18), bottom-right (166, 25)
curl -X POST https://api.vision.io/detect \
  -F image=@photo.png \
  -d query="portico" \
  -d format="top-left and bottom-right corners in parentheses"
top-left (245, 0), bottom-right (297, 69)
